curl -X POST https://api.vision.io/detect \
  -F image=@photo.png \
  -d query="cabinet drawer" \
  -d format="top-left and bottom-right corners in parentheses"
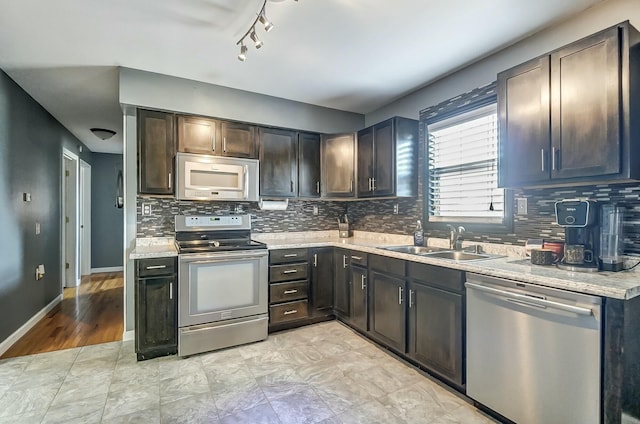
top-left (270, 281), bottom-right (308, 303)
top-left (407, 262), bottom-right (465, 292)
top-left (137, 257), bottom-right (176, 277)
top-left (270, 248), bottom-right (308, 264)
top-left (350, 252), bottom-right (368, 267)
top-left (270, 300), bottom-right (309, 324)
top-left (369, 255), bottom-right (405, 277)
top-left (269, 263), bottom-right (308, 282)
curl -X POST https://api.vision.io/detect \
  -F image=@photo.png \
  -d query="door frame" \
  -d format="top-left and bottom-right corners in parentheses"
top-left (61, 148), bottom-right (87, 288)
top-left (79, 160), bottom-right (92, 277)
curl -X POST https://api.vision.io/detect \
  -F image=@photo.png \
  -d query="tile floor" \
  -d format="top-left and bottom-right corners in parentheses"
top-left (0, 321), bottom-right (496, 423)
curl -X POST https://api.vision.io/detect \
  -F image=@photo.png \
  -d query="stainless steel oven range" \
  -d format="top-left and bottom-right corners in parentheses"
top-left (175, 214), bottom-right (268, 357)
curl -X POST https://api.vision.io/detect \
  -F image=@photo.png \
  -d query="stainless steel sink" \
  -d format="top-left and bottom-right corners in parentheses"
top-left (423, 250), bottom-right (496, 261)
top-left (382, 245), bottom-right (448, 254)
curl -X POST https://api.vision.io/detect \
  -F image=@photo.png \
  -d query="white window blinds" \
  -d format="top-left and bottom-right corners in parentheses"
top-left (427, 102), bottom-right (504, 223)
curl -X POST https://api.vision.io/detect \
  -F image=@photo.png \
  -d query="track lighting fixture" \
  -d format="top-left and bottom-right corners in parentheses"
top-left (236, 0), bottom-right (298, 61)
top-left (238, 42), bottom-right (248, 61)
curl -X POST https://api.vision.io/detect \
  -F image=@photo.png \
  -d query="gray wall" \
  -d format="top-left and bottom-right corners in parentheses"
top-left (119, 68), bottom-right (365, 134)
top-left (365, 0), bottom-right (640, 125)
top-left (91, 153), bottom-right (123, 269)
top-left (0, 69), bottom-right (91, 344)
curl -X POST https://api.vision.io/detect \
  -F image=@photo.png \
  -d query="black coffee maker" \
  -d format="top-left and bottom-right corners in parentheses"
top-left (555, 199), bottom-right (600, 272)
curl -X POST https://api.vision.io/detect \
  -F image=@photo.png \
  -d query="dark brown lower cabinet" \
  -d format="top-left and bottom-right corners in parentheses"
top-left (333, 249), bottom-right (351, 320)
top-left (407, 262), bottom-right (465, 388)
top-left (368, 270), bottom-right (406, 352)
top-left (350, 265), bottom-right (367, 332)
top-left (135, 258), bottom-right (177, 361)
top-left (309, 247), bottom-right (334, 318)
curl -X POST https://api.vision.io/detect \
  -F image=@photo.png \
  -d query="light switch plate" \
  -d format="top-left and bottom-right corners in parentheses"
top-left (517, 198), bottom-right (528, 215)
top-left (35, 222), bottom-right (41, 235)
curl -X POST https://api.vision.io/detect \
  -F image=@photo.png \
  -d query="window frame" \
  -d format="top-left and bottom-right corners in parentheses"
top-left (422, 94), bottom-right (513, 234)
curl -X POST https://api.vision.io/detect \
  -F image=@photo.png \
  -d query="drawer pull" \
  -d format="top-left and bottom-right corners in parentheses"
top-left (283, 254), bottom-right (298, 258)
top-left (283, 310), bottom-right (298, 315)
top-left (282, 270), bottom-right (298, 274)
top-left (283, 289), bottom-right (298, 294)
top-left (351, 256), bottom-right (363, 260)
top-left (145, 265), bottom-right (167, 270)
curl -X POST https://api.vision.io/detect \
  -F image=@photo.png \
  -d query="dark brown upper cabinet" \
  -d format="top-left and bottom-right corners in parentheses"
top-left (321, 133), bottom-right (356, 198)
top-left (137, 109), bottom-right (175, 194)
top-left (499, 21), bottom-right (640, 188)
top-left (259, 128), bottom-right (298, 198)
top-left (298, 132), bottom-right (322, 198)
top-left (221, 122), bottom-right (257, 159)
top-left (176, 115), bottom-right (218, 154)
top-left (356, 117), bottom-right (418, 198)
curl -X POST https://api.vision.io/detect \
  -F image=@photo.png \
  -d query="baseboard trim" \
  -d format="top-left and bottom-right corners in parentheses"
top-left (122, 330), bottom-right (135, 342)
top-left (0, 294), bottom-right (62, 356)
top-left (91, 266), bottom-right (124, 273)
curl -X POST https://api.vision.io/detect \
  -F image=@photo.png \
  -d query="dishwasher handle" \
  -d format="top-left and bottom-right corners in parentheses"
top-left (465, 281), bottom-right (593, 316)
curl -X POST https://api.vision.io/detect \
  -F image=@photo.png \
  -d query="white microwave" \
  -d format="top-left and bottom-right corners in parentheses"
top-left (176, 152), bottom-right (259, 201)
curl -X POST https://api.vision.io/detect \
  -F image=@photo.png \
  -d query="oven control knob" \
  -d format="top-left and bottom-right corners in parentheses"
top-left (565, 216), bottom-right (575, 225)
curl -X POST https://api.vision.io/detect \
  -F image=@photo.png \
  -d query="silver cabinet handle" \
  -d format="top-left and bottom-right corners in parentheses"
top-left (291, 181), bottom-right (294, 193)
top-left (223, 136), bottom-right (227, 152)
top-left (398, 286), bottom-right (403, 305)
top-left (283, 254), bottom-right (298, 258)
top-left (212, 130), bottom-right (216, 151)
top-left (361, 274), bottom-right (366, 290)
top-left (372, 178), bottom-right (376, 191)
top-left (551, 147), bottom-right (557, 170)
top-left (409, 289), bottom-right (414, 308)
top-left (169, 282), bottom-right (173, 300)
top-left (168, 172), bottom-right (172, 189)
top-left (350, 179), bottom-right (353, 193)
top-left (464, 282), bottom-right (593, 316)
top-left (343, 255), bottom-right (347, 269)
top-left (351, 256), bottom-right (363, 260)
top-left (368, 177), bottom-right (372, 191)
top-left (313, 253), bottom-right (317, 267)
top-left (145, 265), bottom-right (167, 270)
top-left (283, 269), bottom-right (298, 274)
top-left (541, 149), bottom-right (545, 172)
top-left (283, 310), bottom-right (298, 315)
top-left (316, 181), bottom-right (320, 194)
top-left (283, 289), bottom-right (298, 294)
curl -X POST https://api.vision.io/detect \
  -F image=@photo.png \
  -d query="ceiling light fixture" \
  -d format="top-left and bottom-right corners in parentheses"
top-left (90, 128), bottom-right (116, 140)
top-left (236, 0), bottom-right (298, 62)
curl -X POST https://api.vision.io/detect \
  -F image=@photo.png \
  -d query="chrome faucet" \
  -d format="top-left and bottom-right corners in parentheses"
top-left (447, 225), bottom-right (466, 250)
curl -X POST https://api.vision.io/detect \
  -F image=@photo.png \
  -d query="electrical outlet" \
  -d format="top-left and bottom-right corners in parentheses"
top-left (23, 192), bottom-right (31, 202)
top-left (142, 203), bottom-right (151, 215)
top-left (312, 206), bottom-right (319, 215)
top-left (393, 203), bottom-right (399, 214)
top-left (35, 264), bottom-right (45, 280)
top-left (517, 198), bottom-right (528, 215)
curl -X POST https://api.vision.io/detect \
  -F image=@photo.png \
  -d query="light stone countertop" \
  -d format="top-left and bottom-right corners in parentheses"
top-left (131, 231), bottom-right (640, 300)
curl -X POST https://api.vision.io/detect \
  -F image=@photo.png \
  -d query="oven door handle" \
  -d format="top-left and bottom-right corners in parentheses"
top-left (180, 250), bottom-right (267, 263)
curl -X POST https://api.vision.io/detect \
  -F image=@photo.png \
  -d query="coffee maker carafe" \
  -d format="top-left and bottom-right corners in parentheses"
top-left (555, 199), bottom-right (600, 272)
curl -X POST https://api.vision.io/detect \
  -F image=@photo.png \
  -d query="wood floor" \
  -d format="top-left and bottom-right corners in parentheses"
top-left (0, 272), bottom-right (124, 359)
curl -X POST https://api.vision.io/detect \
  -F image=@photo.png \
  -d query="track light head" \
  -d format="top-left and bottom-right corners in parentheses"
top-left (250, 29), bottom-right (263, 49)
top-left (237, 43), bottom-right (248, 61)
top-left (258, 10), bottom-right (274, 32)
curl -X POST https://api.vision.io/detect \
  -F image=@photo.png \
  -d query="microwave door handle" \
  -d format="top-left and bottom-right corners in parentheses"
top-left (244, 165), bottom-right (249, 199)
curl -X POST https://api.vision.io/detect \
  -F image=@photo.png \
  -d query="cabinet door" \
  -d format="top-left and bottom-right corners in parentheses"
top-left (298, 132), bottom-right (321, 198)
top-left (408, 281), bottom-right (463, 387)
top-left (177, 115), bottom-right (217, 154)
top-left (321, 134), bottom-right (355, 197)
top-left (356, 127), bottom-right (374, 196)
top-left (350, 265), bottom-right (367, 332)
top-left (309, 248), bottom-right (334, 315)
top-left (259, 128), bottom-right (298, 197)
top-left (135, 276), bottom-right (177, 357)
top-left (138, 110), bottom-right (175, 194)
top-left (333, 249), bottom-right (350, 319)
top-left (551, 26), bottom-right (621, 179)
top-left (220, 122), bottom-right (257, 158)
top-left (497, 56), bottom-right (551, 187)
top-left (372, 119), bottom-right (394, 196)
top-left (369, 271), bottom-right (406, 352)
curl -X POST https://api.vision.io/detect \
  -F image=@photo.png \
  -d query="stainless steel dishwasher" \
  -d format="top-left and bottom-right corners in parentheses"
top-left (465, 273), bottom-right (602, 424)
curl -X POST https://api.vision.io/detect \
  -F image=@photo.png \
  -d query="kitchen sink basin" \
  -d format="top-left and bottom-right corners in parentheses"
top-left (423, 250), bottom-right (496, 261)
top-left (382, 245), bottom-right (448, 254)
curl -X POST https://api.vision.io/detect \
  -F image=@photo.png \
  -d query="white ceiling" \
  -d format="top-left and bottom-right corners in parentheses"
top-left (0, 0), bottom-right (604, 154)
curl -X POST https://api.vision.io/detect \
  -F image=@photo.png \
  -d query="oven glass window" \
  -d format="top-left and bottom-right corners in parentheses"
top-left (189, 259), bottom-right (259, 313)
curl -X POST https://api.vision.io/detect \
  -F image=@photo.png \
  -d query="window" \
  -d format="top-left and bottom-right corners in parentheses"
top-left (425, 98), bottom-right (512, 232)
